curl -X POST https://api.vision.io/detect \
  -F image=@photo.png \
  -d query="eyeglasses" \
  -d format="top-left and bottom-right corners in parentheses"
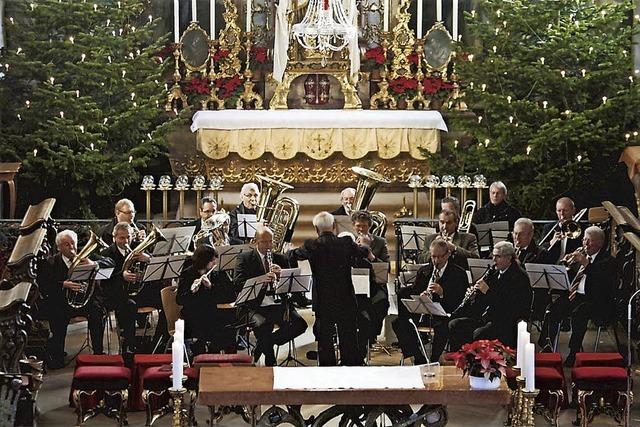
top-left (202, 209), bottom-right (215, 214)
top-left (118, 209), bottom-right (135, 215)
top-left (242, 193), bottom-right (258, 198)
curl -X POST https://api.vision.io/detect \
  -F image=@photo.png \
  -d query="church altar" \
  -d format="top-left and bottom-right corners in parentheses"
top-left (191, 109), bottom-right (447, 161)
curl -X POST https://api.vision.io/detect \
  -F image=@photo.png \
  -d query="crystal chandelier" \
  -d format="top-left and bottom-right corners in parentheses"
top-left (291, 0), bottom-right (357, 60)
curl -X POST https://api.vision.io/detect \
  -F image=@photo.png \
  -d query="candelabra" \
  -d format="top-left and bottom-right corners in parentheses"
top-left (369, 32), bottom-right (397, 110)
top-left (209, 175), bottom-right (224, 206)
top-left (456, 175), bottom-right (472, 204)
top-left (408, 40), bottom-right (428, 110)
top-left (408, 175), bottom-right (422, 218)
top-left (141, 176), bottom-right (156, 224)
top-left (473, 174), bottom-right (488, 206)
top-left (203, 40), bottom-right (225, 110)
top-left (165, 44), bottom-right (188, 112)
top-left (441, 175), bottom-right (455, 198)
top-left (424, 175), bottom-right (440, 219)
top-left (191, 175), bottom-right (207, 214)
top-left (236, 33), bottom-right (263, 110)
top-left (174, 175), bottom-right (190, 219)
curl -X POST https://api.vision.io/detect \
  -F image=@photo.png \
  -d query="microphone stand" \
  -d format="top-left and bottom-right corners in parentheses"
top-left (626, 289), bottom-right (640, 427)
top-left (409, 318), bottom-right (436, 377)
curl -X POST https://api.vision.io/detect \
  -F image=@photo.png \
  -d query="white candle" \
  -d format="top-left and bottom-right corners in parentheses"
top-left (174, 330), bottom-right (183, 346)
top-left (173, 0), bottom-right (180, 43)
top-left (210, 0), bottom-right (215, 40)
top-left (246, 0), bottom-right (251, 32)
top-left (175, 319), bottom-right (185, 339)
top-left (436, 0), bottom-right (442, 22)
top-left (192, 0), bottom-right (197, 21)
top-left (516, 324), bottom-right (529, 369)
top-left (524, 343), bottom-right (535, 392)
top-left (172, 341), bottom-right (183, 389)
top-left (383, 0), bottom-right (389, 31)
top-left (417, 0), bottom-right (423, 39)
top-left (452, 0), bottom-right (459, 40)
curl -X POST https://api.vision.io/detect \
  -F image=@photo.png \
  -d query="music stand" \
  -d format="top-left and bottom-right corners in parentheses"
top-left (398, 263), bottom-right (428, 288)
top-left (476, 221), bottom-right (509, 253)
top-left (95, 267), bottom-right (114, 280)
top-left (351, 268), bottom-right (371, 297)
top-left (399, 225), bottom-right (434, 251)
top-left (235, 274), bottom-right (271, 306)
top-left (400, 297), bottom-right (443, 377)
top-left (237, 214), bottom-right (258, 240)
top-left (274, 268), bottom-right (312, 366)
top-left (142, 254), bottom-right (188, 282)
top-left (216, 244), bottom-right (253, 272)
top-left (467, 258), bottom-right (494, 283)
top-left (371, 262), bottom-right (389, 284)
top-left (334, 215), bottom-right (354, 235)
top-left (69, 263), bottom-right (98, 282)
top-left (153, 226), bottom-right (195, 255)
top-left (525, 263), bottom-right (570, 291)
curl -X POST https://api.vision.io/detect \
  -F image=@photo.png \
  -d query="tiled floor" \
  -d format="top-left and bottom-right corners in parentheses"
top-left (35, 309), bottom-right (640, 426)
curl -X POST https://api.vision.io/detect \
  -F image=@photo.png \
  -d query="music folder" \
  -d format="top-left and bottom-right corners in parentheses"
top-left (153, 226), bottom-right (195, 255)
top-left (237, 214), bottom-right (258, 239)
top-left (476, 221), bottom-right (509, 251)
top-left (467, 258), bottom-right (494, 283)
top-left (275, 268), bottom-right (312, 294)
top-left (334, 215), bottom-right (354, 235)
top-left (235, 273), bottom-right (271, 305)
top-left (525, 263), bottom-right (570, 291)
top-left (351, 267), bottom-right (370, 297)
top-left (69, 263), bottom-right (98, 282)
top-left (401, 294), bottom-right (448, 317)
top-left (142, 254), bottom-right (188, 282)
top-left (216, 244), bottom-right (252, 272)
top-left (398, 263), bottom-right (428, 287)
top-left (399, 225), bottom-right (435, 251)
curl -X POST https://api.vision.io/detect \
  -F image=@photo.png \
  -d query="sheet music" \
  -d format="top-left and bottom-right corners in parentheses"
top-left (371, 262), bottom-right (389, 284)
top-left (334, 215), bottom-right (355, 235)
top-left (142, 254), bottom-right (187, 282)
top-left (298, 259), bottom-right (312, 276)
top-left (476, 221), bottom-right (509, 250)
top-left (351, 267), bottom-right (370, 296)
top-left (525, 263), bottom-right (570, 290)
top-left (153, 226), bottom-right (195, 255)
top-left (401, 295), bottom-right (448, 317)
top-left (399, 225), bottom-right (435, 251)
top-left (69, 263), bottom-right (98, 281)
top-left (398, 263), bottom-right (428, 287)
top-left (95, 267), bottom-right (114, 280)
top-left (235, 273), bottom-right (270, 305)
top-left (467, 258), bottom-right (493, 283)
top-left (275, 268), bottom-right (312, 294)
top-left (217, 244), bottom-right (252, 271)
top-left (237, 214), bottom-right (258, 239)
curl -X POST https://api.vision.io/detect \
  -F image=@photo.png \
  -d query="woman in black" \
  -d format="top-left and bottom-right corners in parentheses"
top-left (176, 245), bottom-right (237, 354)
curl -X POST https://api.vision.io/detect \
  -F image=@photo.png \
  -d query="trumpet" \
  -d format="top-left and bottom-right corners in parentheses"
top-left (439, 229), bottom-right (453, 243)
top-left (190, 264), bottom-right (217, 292)
top-left (560, 246), bottom-right (588, 267)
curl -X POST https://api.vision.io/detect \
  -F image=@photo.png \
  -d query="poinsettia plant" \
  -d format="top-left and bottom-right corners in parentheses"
top-left (451, 339), bottom-right (515, 381)
top-left (389, 76), bottom-right (419, 99)
top-left (362, 46), bottom-right (387, 71)
top-left (214, 74), bottom-right (244, 105)
top-left (250, 46), bottom-right (269, 70)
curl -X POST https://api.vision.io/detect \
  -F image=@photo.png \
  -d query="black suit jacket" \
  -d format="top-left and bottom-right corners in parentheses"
top-left (574, 251), bottom-right (618, 320)
top-left (540, 222), bottom-right (583, 263)
top-left (404, 262), bottom-right (468, 314)
top-left (100, 218), bottom-right (146, 246)
top-left (369, 235), bottom-right (390, 262)
top-left (516, 241), bottom-right (550, 265)
top-left (229, 204), bottom-right (257, 243)
top-left (330, 205), bottom-right (349, 216)
top-left (289, 231), bottom-right (369, 313)
top-left (482, 262), bottom-right (532, 325)
top-left (473, 201), bottom-right (522, 230)
top-left (234, 249), bottom-right (290, 307)
top-left (177, 263), bottom-right (236, 313)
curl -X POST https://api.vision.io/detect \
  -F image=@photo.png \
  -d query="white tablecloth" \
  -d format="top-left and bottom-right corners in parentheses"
top-left (272, 366), bottom-right (426, 390)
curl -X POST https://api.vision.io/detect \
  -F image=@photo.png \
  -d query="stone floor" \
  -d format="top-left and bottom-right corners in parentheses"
top-left (35, 309), bottom-right (640, 426)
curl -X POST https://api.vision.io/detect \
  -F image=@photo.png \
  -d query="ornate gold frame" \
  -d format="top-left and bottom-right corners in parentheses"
top-left (179, 22), bottom-right (211, 76)
top-left (423, 21), bottom-right (454, 73)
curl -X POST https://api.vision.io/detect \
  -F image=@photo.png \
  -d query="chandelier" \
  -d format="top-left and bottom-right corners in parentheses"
top-left (291, 0), bottom-right (357, 61)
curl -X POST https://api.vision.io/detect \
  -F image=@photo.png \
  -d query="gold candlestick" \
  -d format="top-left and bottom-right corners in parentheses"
top-left (146, 190), bottom-right (152, 224)
top-left (204, 39), bottom-right (226, 110)
top-left (520, 388), bottom-right (539, 427)
top-left (236, 32), bottom-right (263, 109)
top-left (408, 40), bottom-right (427, 110)
top-left (370, 32), bottom-right (397, 109)
top-left (165, 45), bottom-right (189, 111)
top-left (169, 387), bottom-right (187, 427)
top-left (512, 376), bottom-right (526, 427)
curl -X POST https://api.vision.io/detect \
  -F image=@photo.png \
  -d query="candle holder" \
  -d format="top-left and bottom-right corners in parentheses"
top-left (165, 44), bottom-right (189, 112)
top-left (203, 40), bottom-right (225, 110)
top-left (191, 175), bottom-right (207, 214)
top-left (408, 39), bottom-right (428, 110)
top-left (512, 376), bottom-right (526, 427)
top-left (456, 175), bottom-right (471, 204)
top-left (408, 174), bottom-right (422, 218)
top-left (174, 175), bottom-right (190, 219)
top-left (141, 175), bottom-right (156, 224)
top-left (441, 175), bottom-right (456, 198)
top-left (519, 388), bottom-right (539, 427)
top-left (157, 175), bottom-right (173, 225)
top-left (236, 32), bottom-right (263, 110)
top-left (473, 174), bottom-right (487, 206)
top-left (209, 175), bottom-right (224, 206)
top-left (168, 369), bottom-right (189, 427)
top-left (424, 175), bottom-right (441, 219)
top-left (370, 32), bottom-right (397, 110)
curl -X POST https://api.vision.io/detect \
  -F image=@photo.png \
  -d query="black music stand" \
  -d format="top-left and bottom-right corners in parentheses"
top-left (69, 263), bottom-right (98, 282)
top-left (476, 221), bottom-right (509, 253)
top-left (274, 268), bottom-right (312, 366)
top-left (467, 258), bottom-right (494, 283)
top-left (399, 225), bottom-right (436, 265)
top-left (153, 226), bottom-right (195, 255)
top-left (142, 255), bottom-right (188, 282)
top-left (371, 262), bottom-right (389, 284)
top-left (352, 267), bottom-right (371, 297)
top-left (401, 297), bottom-right (442, 377)
top-left (216, 244), bottom-right (253, 272)
top-left (397, 263), bottom-right (428, 288)
top-left (237, 214), bottom-right (258, 240)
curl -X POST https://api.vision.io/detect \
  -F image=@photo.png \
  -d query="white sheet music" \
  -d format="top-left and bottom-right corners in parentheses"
top-left (351, 268), bottom-right (370, 296)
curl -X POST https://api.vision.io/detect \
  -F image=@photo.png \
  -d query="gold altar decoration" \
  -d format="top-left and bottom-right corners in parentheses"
top-left (237, 34), bottom-right (264, 109)
top-left (165, 47), bottom-right (189, 112)
top-left (389, 0), bottom-right (415, 80)
top-left (217, 0), bottom-right (243, 78)
top-left (369, 34), bottom-right (397, 110)
top-left (180, 22), bottom-right (211, 77)
top-left (170, 154), bottom-right (430, 186)
top-left (196, 127), bottom-right (439, 160)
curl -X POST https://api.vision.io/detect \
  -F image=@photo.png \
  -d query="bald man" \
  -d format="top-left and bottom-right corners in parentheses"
top-left (541, 197), bottom-right (583, 263)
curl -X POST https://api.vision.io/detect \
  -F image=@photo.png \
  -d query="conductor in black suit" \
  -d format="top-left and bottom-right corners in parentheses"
top-left (99, 222), bottom-right (139, 353)
top-left (289, 211), bottom-right (370, 366)
top-left (538, 226), bottom-right (618, 366)
top-left (234, 227), bottom-right (307, 365)
top-left (393, 239), bottom-right (468, 363)
top-left (472, 181), bottom-right (522, 230)
top-left (330, 187), bottom-right (356, 216)
top-left (449, 241), bottom-right (532, 351)
top-left (37, 230), bottom-right (114, 368)
top-left (229, 183), bottom-right (259, 243)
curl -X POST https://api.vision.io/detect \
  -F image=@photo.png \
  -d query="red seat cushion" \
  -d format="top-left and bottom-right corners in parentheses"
top-left (574, 352), bottom-right (624, 368)
top-left (535, 353), bottom-right (562, 368)
top-left (130, 354), bottom-right (174, 410)
top-left (535, 367), bottom-right (564, 390)
top-left (142, 366), bottom-right (198, 391)
top-left (134, 354), bottom-right (173, 366)
top-left (571, 367), bottom-right (628, 391)
top-left (72, 366), bottom-right (131, 390)
top-left (75, 354), bottom-right (124, 367)
top-left (193, 353), bottom-right (253, 365)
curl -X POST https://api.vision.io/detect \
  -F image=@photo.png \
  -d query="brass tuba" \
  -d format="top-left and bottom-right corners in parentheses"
top-left (193, 211), bottom-right (231, 247)
top-left (457, 200), bottom-right (476, 233)
top-left (123, 224), bottom-right (167, 296)
top-left (255, 175), bottom-right (300, 253)
top-left (66, 230), bottom-right (108, 309)
top-left (350, 166), bottom-right (391, 237)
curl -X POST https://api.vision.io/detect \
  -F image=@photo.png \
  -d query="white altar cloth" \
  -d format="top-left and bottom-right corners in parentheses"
top-left (191, 110), bottom-right (448, 132)
top-left (273, 366), bottom-right (426, 390)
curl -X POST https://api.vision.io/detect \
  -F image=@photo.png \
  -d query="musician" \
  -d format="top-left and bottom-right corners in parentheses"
top-left (37, 230), bottom-right (114, 369)
top-left (100, 198), bottom-right (146, 245)
top-left (472, 181), bottom-right (522, 230)
top-left (513, 218), bottom-right (548, 265)
top-left (234, 227), bottom-right (307, 366)
top-left (177, 245), bottom-right (238, 354)
top-left (352, 210), bottom-right (390, 344)
top-left (393, 239), bottom-right (468, 363)
top-left (98, 222), bottom-right (139, 353)
top-left (537, 226), bottom-right (617, 366)
top-left (289, 212), bottom-right (369, 366)
top-left (187, 196), bottom-right (217, 237)
top-left (331, 187), bottom-right (356, 216)
top-left (541, 197), bottom-right (582, 263)
top-left (441, 196), bottom-right (478, 237)
top-left (449, 241), bottom-right (532, 351)
top-left (229, 183), bottom-right (259, 243)
top-left (418, 209), bottom-right (479, 269)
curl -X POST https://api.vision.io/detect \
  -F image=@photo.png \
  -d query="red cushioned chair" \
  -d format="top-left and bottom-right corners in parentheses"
top-left (69, 355), bottom-right (126, 408)
top-left (574, 352), bottom-right (624, 368)
top-left (534, 367), bottom-right (565, 427)
top-left (141, 365), bottom-right (199, 426)
top-left (571, 366), bottom-right (631, 427)
top-left (71, 365), bottom-right (131, 426)
top-left (130, 354), bottom-right (173, 411)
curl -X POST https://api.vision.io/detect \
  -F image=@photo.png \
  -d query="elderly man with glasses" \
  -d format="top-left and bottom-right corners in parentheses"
top-left (448, 241), bottom-right (532, 351)
top-left (229, 183), bottom-right (260, 243)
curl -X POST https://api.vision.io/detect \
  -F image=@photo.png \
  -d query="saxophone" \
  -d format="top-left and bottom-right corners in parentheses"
top-left (66, 231), bottom-right (108, 309)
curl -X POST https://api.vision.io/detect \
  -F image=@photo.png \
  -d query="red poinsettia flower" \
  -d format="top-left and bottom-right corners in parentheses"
top-left (251, 47), bottom-right (268, 64)
top-left (364, 46), bottom-right (386, 65)
top-left (213, 49), bottom-right (230, 62)
top-left (183, 76), bottom-right (211, 95)
top-left (407, 52), bottom-right (419, 65)
top-left (452, 339), bottom-right (514, 381)
top-left (215, 75), bottom-right (243, 99)
top-left (388, 77), bottom-right (419, 95)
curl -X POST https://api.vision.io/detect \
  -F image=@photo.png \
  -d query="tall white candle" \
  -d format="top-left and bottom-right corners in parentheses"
top-left (174, 330), bottom-right (183, 346)
top-left (192, 0), bottom-right (197, 21)
top-left (516, 329), bottom-right (529, 369)
top-left (436, 0), bottom-right (442, 21)
top-left (175, 319), bottom-right (185, 339)
top-left (524, 343), bottom-right (535, 392)
top-left (383, 0), bottom-right (389, 32)
top-left (210, 0), bottom-right (216, 39)
top-left (173, 0), bottom-right (180, 43)
top-left (417, 0), bottom-right (423, 39)
top-left (172, 341), bottom-right (183, 389)
top-left (452, 0), bottom-right (459, 40)
top-left (246, 0), bottom-right (251, 32)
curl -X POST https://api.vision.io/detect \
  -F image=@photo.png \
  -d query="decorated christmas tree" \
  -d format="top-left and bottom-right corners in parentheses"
top-left (0, 0), bottom-right (176, 217)
top-left (428, 0), bottom-right (640, 217)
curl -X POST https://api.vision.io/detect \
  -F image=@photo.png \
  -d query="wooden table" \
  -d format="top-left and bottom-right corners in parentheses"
top-left (198, 366), bottom-right (511, 427)
top-left (0, 162), bottom-right (20, 219)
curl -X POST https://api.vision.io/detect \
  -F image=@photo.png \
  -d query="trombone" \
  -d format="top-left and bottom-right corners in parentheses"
top-left (539, 208), bottom-right (587, 246)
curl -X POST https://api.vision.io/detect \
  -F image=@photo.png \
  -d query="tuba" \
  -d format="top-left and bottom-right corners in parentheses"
top-left (457, 200), bottom-right (476, 233)
top-left (123, 224), bottom-right (167, 296)
top-left (193, 212), bottom-right (231, 247)
top-left (66, 230), bottom-right (108, 309)
top-left (350, 166), bottom-right (391, 237)
top-left (255, 175), bottom-right (300, 253)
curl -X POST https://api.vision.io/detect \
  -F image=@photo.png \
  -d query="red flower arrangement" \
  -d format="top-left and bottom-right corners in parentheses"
top-left (214, 75), bottom-right (244, 99)
top-left (389, 76), bottom-right (419, 96)
top-left (423, 76), bottom-right (455, 95)
top-left (451, 339), bottom-right (515, 381)
top-left (251, 46), bottom-right (268, 64)
top-left (407, 52), bottom-right (420, 65)
top-left (364, 46), bottom-right (386, 65)
top-left (212, 48), bottom-right (230, 62)
top-left (183, 76), bottom-right (211, 95)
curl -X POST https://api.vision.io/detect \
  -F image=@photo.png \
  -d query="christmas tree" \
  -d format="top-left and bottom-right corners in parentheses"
top-left (0, 0), bottom-right (176, 217)
top-left (428, 0), bottom-right (640, 217)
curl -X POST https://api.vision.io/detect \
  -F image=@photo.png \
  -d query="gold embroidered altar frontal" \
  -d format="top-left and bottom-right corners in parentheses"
top-left (196, 127), bottom-right (440, 161)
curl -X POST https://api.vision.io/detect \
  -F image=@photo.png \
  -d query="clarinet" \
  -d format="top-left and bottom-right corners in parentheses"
top-left (426, 265), bottom-right (441, 300)
top-left (452, 264), bottom-right (497, 317)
